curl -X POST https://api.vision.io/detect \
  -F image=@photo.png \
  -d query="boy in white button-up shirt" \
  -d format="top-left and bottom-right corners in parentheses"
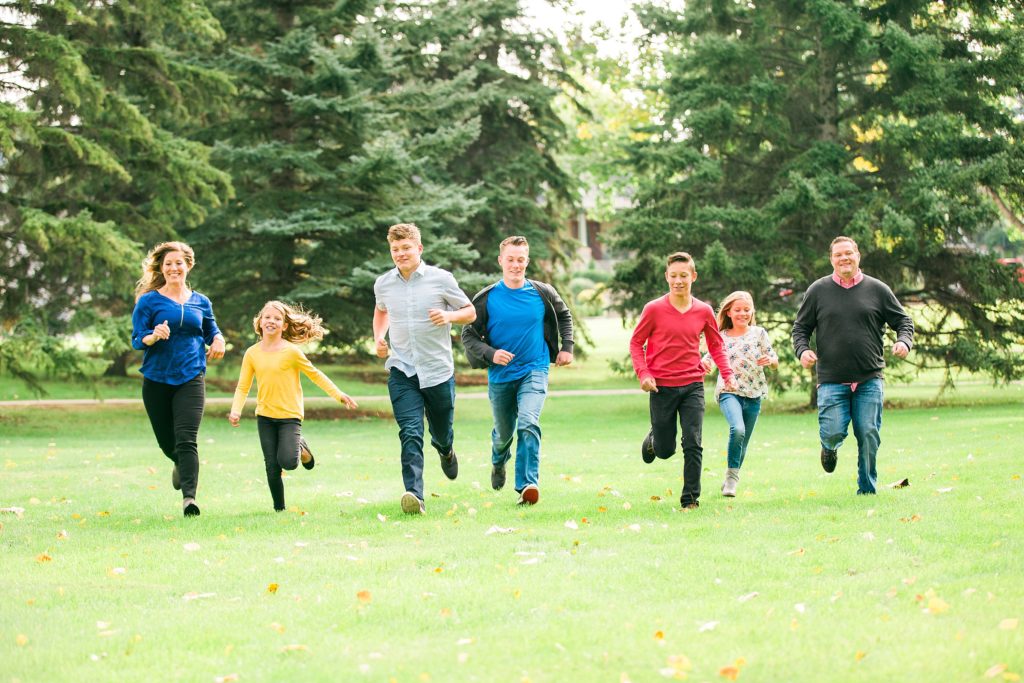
top-left (373, 223), bottom-right (476, 514)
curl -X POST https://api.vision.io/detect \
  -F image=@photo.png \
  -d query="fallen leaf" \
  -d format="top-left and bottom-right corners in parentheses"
top-left (985, 664), bottom-right (1008, 678)
top-left (281, 644), bottom-right (308, 652)
top-left (936, 487), bottom-right (953, 493)
top-left (269, 623), bottom-right (285, 634)
top-left (788, 548), bottom-right (805, 556)
top-left (183, 542), bottom-right (201, 552)
top-left (926, 597), bottom-right (950, 615)
top-left (794, 603), bottom-right (806, 614)
top-left (623, 502), bottom-right (632, 510)
top-left (485, 525), bottom-right (516, 535)
top-left (36, 552), bottom-right (52, 563)
top-left (650, 496), bottom-right (662, 501)
top-left (214, 674), bottom-right (240, 683)
top-left (719, 665), bottom-right (740, 680)
top-left (56, 530), bottom-right (68, 540)
top-left (887, 478), bottom-right (910, 488)
top-left (998, 618), bottom-right (1018, 630)
top-left (357, 590), bottom-right (372, 604)
top-left (737, 592), bottom-right (759, 603)
top-left (0, 506), bottom-right (26, 518)
top-left (267, 583), bottom-right (279, 594)
top-left (855, 650), bottom-right (867, 661)
top-left (597, 506), bottom-right (607, 513)
top-left (698, 621), bottom-right (719, 633)
top-left (182, 592), bottom-right (216, 601)
top-left (16, 634), bottom-right (28, 646)
top-left (654, 630), bottom-right (664, 641)
top-left (376, 513), bottom-right (387, 523)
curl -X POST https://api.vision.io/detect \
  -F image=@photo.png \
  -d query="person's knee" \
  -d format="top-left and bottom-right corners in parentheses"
top-left (728, 424), bottom-right (746, 442)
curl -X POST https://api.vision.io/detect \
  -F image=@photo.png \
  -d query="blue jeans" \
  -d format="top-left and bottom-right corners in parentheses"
top-left (817, 379), bottom-right (884, 494)
top-left (718, 393), bottom-right (761, 469)
top-left (489, 369), bottom-right (549, 492)
top-left (387, 369), bottom-right (456, 501)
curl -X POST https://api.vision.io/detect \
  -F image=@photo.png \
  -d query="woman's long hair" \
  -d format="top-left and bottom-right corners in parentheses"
top-left (135, 241), bottom-right (195, 300)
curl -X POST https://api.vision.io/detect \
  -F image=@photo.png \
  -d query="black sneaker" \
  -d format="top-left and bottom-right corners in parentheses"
top-left (491, 462), bottom-right (506, 490)
top-left (171, 464), bottom-right (181, 490)
top-left (183, 501), bottom-right (201, 517)
top-left (820, 446), bottom-right (838, 473)
top-left (680, 500), bottom-right (699, 510)
top-left (300, 438), bottom-right (315, 470)
top-left (439, 448), bottom-right (458, 480)
top-left (641, 431), bottom-right (656, 464)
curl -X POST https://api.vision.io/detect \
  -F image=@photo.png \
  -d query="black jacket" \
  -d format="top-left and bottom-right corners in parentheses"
top-left (462, 279), bottom-right (574, 369)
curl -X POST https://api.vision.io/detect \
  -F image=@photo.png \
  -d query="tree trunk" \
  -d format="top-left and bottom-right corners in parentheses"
top-left (103, 350), bottom-right (132, 377)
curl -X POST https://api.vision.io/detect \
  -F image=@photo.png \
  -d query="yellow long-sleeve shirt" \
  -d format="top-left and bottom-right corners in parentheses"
top-left (230, 342), bottom-right (345, 420)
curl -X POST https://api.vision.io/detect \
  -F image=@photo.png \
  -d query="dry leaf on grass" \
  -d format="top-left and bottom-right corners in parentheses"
top-left (267, 583), bottom-right (279, 594)
top-left (998, 618), bottom-right (1018, 630)
top-left (281, 644), bottom-right (308, 653)
top-left (985, 664), bottom-right (1008, 678)
top-left (357, 590), bottom-right (372, 604)
top-left (214, 674), bottom-right (240, 683)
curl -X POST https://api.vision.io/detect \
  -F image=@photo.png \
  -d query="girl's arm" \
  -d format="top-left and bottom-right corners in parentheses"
top-left (758, 328), bottom-right (779, 369)
top-left (229, 350), bottom-right (256, 425)
top-left (297, 352), bottom-right (358, 409)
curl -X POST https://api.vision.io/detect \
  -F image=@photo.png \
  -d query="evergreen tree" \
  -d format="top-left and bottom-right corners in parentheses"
top-left (610, 0), bottom-right (1024, 388)
top-left (193, 0), bottom-right (483, 346)
top-left (1, 0), bottom-right (233, 387)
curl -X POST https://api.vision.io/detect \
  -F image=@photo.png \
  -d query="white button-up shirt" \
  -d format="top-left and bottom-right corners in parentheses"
top-left (374, 262), bottom-right (471, 388)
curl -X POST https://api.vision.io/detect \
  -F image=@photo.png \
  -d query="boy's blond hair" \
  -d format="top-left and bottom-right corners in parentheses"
top-left (387, 223), bottom-right (421, 243)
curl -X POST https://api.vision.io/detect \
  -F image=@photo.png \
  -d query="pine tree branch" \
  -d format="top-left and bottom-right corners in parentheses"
top-left (981, 186), bottom-right (1024, 231)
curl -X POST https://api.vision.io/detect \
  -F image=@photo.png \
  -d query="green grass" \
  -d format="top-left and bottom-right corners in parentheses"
top-left (2, 386), bottom-right (1022, 681)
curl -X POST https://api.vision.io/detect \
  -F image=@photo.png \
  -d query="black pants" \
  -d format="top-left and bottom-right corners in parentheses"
top-left (649, 381), bottom-right (705, 505)
top-left (257, 416), bottom-right (302, 511)
top-left (142, 374), bottom-right (205, 500)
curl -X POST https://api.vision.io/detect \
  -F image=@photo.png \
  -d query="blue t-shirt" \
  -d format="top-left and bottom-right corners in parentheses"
top-left (486, 281), bottom-right (548, 383)
top-left (131, 290), bottom-right (221, 385)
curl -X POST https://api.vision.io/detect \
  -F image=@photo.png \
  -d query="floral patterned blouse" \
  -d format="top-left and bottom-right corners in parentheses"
top-left (702, 326), bottom-right (777, 401)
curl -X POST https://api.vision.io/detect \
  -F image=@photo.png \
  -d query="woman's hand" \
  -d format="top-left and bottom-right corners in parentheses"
top-left (207, 335), bottom-right (226, 361)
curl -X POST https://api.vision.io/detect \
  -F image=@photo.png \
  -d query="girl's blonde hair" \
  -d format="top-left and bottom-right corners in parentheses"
top-left (716, 291), bottom-right (755, 330)
top-left (253, 301), bottom-right (326, 344)
top-left (135, 241), bottom-right (194, 299)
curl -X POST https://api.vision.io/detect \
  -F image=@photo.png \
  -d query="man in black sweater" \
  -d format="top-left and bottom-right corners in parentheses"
top-left (792, 236), bottom-right (915, 494)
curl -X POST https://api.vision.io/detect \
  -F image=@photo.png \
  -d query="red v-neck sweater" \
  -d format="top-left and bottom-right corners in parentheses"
top-left (630, 295), bottom-right (733, 387)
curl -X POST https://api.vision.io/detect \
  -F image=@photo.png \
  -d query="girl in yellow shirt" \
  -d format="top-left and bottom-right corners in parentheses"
top-left (229, 301), bottom-right (358, 511)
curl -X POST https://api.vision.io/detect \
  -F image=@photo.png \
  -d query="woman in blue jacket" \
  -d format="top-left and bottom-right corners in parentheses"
top-left (131, 241), bottom-right (225, 517)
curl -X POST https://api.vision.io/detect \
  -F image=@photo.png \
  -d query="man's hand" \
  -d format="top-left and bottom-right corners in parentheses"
top-left (427, 308), bottom-right (449, 326)
top-left (800, 350), bottom-right (817, 369)
top-left (228, 412), bottom-right (240, 427)
top-left (339, 393), bottom-right (359, 410)
top-left (375, 337), bottom-right (389, 359)
top-left (555, 351), bottom-right (573, 367)
top-left (492, 349), bottom-right (515, 366)
top-left (640, 377), bottom-right (658, 393)
top-left (892, 341), bottom-right (910, 359)
top-left (207, 335), bottom-right (226, 361)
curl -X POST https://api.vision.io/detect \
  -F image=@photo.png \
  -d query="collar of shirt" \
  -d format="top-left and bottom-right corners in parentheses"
top-left (395, 261), bottom-right (427, 282)
top-left (832, 270), bottom-right (864, 288)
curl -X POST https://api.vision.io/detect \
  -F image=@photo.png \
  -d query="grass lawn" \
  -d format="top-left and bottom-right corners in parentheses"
top-left (2, 382), bottom-right (1023, 681)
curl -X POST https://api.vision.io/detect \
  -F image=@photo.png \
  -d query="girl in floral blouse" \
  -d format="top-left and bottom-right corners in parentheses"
top-left (702, 291), bottom-right (778, 497)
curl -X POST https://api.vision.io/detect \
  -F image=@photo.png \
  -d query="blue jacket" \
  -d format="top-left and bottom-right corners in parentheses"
top-left (131, 290), bottom-right (222, 385)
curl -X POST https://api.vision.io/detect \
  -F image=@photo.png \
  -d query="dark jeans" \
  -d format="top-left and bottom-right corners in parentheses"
top-left (387, 369), bottom-right (455, 501)
top-left (142, 374), bottom-right (205, 500)
top-left (649, 381), bottom-right (705, 505)
top-left (257, 416), bottom-right (302, 511)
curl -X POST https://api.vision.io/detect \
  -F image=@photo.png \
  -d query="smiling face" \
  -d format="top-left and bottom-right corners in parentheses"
top-left (830, 239), bottom-right (861, 280)
top-left (665, 260), bottom-right (697, 298)
top-left (725, 298), bottom-right (754, 330)
top-left (389, 237), bottom-right (423, 276)
top-left (161, 250), bottom-right (190, 286)
top-left (259, 304), bottom-right (287, 339)
top-left (499, 244), bottom-right (530, 288)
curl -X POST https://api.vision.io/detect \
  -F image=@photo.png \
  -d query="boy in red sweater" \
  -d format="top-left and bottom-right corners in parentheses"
top-left (630, 252), bottom-right (736, 509)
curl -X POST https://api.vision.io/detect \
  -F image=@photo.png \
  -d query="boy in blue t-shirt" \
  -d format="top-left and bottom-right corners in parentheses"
top-left (462, 236), bottom-right (575, 505)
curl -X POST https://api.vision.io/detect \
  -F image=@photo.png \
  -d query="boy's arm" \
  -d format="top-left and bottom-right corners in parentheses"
top-left (704, 317), bottom-right (735, 388)
top-left (629, 305), bottom-right (656, 388)
top-left (372, 307), bottom-right (390, 358)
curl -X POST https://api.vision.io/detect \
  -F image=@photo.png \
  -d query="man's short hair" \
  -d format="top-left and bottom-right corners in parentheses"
top-left (666, 251), bottom-right (696, 271)
top-left (499, 235), bottom-right (529, 253)
top-left (388, 223), bottom-right (421, 243)
top-left (830, 236), bottom-right (858, 253)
